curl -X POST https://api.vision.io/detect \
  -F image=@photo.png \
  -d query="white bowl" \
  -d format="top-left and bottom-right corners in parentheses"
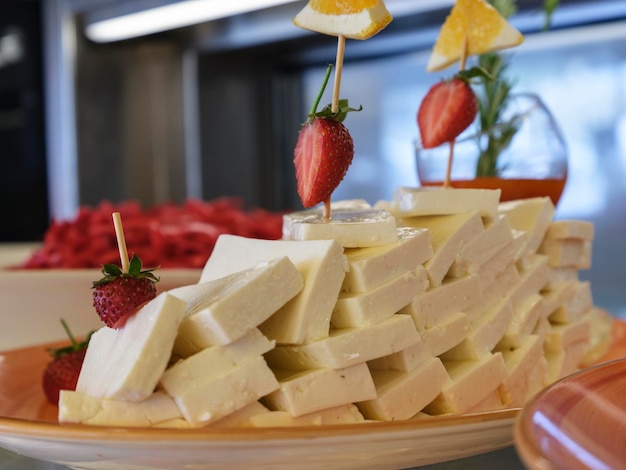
top-left (0, 244), bottom-right (200, 349)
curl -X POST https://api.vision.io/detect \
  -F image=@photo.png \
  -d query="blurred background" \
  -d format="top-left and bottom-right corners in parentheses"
top-left (1, 0), bottom-right (625, 315)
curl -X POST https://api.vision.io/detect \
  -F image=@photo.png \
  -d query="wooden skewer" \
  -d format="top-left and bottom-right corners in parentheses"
top-left (460, 32), bottom-right (469, 71)
top-left (112, 212), bottom-right (129, 273)
top-left (444, 141), bottom-right (455, 188)
top-left (323, 34), bottom-right (347, 221)
top-left (443, 32), bottom-right (470, 188)
top-left (331, 34), bottom-right (346, 113)
top-left (323, 197), bottom-right (331, 220)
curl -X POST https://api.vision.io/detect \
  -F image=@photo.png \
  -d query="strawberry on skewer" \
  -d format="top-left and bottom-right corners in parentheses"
top-left (417, 74), bottom-right (478, 150)
top-left (92, 212), bottom-right (159, 329)
top-left (294, 64), bottom-right (361, 219)
top-left (417, 67), bottom-right (488, 187)
top-left (92, 253), bottom-right (159, 329)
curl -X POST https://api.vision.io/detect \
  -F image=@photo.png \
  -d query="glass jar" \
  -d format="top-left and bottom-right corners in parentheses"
top-left (416, 93), bottom-right (568, 205)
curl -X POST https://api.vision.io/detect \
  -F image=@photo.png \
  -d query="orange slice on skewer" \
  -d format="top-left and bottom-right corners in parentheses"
top-left (293, 0), bottom-right (392, 40)
top-left (427, 0), bottom-right (524, 72)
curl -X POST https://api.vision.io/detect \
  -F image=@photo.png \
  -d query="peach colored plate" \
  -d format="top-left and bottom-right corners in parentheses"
top-left (0, 343), bottom-right (516, 470)
top-left (514, 325), bottom-right (626, 469)
top-left (1, 321), bottom-right (624, 470)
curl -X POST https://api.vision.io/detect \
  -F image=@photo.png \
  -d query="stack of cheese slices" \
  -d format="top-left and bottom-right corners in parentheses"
top-left (59, 187), bottom-right (613, 427)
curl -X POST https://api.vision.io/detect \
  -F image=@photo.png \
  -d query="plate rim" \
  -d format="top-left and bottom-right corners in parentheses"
top-left (514, 356), bottom-right (626, 470)
top-left (0, 407), bottom-right (521, 443)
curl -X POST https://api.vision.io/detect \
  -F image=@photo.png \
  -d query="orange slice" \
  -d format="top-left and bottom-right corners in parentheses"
top-left (293, 0), bottom-right (392, 40)
top-left (427, 0), bottom-right (524, 72)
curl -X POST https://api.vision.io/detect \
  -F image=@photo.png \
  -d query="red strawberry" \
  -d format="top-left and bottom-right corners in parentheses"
top-left (92, 253), bottom-right (159, 329)
top-left (42, 320), bottom-right (92, 405)
top-left (295, 117), bottom-right (354, 208)
top-left (417, 76), bottom-right (478, 149)
top-left (294, 64), bottom-right (361, 208)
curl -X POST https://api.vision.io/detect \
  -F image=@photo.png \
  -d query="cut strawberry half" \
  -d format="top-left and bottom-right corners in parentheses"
top-left (417, 75), bottom-right (478, 149)
top-left (295, 117), bottom-right (354, 208)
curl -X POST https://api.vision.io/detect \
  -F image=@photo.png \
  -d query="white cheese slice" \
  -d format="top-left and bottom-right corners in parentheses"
top-left (498, 197), bottom-right (555, 255)
top-left (546, 267), bottom-right (580, 289)
top-left (583, 308), bottom-right (614, 364)
top-left (59, 390), bottom-right (182, 427)
top-left (467, 262), bottom-right (519, 322)
top-left (76, 292), bottom-right (186, 402)
top-left (265, 362), bottom-right (377, 417)
top-left (497, 294), bottom-right (546, 349)
top-left (283, 200), bottom-right (372, 233)
top-left (283, 205), bottom-right (398, 248)
top-left (211, 401), bottom-right (271, 427)
top-left (358, 357), bottom-right (448, 421)
top-left (544, 220), bottom-right (595, 240)
top-left (527, 356), bottom-right (550, 397)
top-left (199, 235), bottom-right (347, 344)
top-left (449, 215), bottom-right (514, 278)
top-left (545, 315), bottom-right (591, 352)
top-left (171, 258), bottom-right (302, 348)
top-left (532, 317), bottom-right (551, 345)
top-left (465, 388), bottom-right (504, 413)
top-left (215, 402), bottom-right (362, 428)
top-left (496, 334), bottom-right (543, 408)
top-left (153, 418), bottom-right (192, 429)
top-left (541, 279), bottom-right (577, 317)
top-left (332, 271), bottom-right (422, 328)
top-left (549, 281), bottom-right (593, 324)
top-left (163, 329), bottom-right (275, 394)
top-left (401, 274), bottom-right (481, 332)
top-left (342, 227), bottom-right (433, 293)
top-left (420, 311), bottom-right (470, 357)
top-left (441, 298), bottom-right (514, 360)
top-left (400, 211), bottom-right (484, 286)
top-left (242, 404), bottom-right (365, 427)
top-left (539, 238), bottom-right (592, 269)
top-left (393, 187), bottom-right (501, 218)
top-left (475, 239), bottom-right (518, 293)
top-left (367, 333), bottom-right (429, 372)
top-left (545, 341), bottom-right (589, 383)
top-left (173, 322), bottom-right (274, 359)
top-left (165, 355), bottom-right (279, 426)
top-left (511, 229), bottom-right (529, 263)
top-left (264, 314), bottom-right (420, 370)
top-left (424, 352), bottom-right (507, 415)
top-left (509, 254), bottom-right (550, 313)
top-left (414, 265), bottom-right (429, 287)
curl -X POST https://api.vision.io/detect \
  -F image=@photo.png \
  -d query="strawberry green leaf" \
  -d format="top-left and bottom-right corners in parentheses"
top-left (102, 263), bottom-right (122, 277)
top-left (314, 100), bottom-right (363, 123)
top-left (457, 66), bottom-right (494, 83)
top-left (92, 254), bottom-right (159, 287)
top-left (128, 253), bottom-right (142, 276)
top-left (303, 64), bottom-right (362, 125)
top-left (49, 319), bottom-right (94, 359)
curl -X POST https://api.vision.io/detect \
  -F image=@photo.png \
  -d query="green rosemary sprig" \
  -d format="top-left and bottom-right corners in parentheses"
top-left (475, 51), bottom-right (518, 177)
top-left (543, 0), bottom-right (560, 30)
top-left (474, 0), bottom-right (559, 177)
